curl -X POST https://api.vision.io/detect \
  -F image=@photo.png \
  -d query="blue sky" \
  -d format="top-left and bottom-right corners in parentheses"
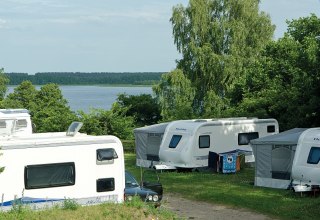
top-left (0, 0), bottom-right (319, 74)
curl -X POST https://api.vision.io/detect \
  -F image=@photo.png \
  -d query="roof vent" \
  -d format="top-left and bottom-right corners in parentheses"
top-left (66, 122), bottom-right (83, 137)
top-left (194, 119), bottom-right (208, 122)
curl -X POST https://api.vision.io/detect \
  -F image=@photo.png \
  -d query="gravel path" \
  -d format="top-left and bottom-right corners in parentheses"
top-left (161, 193), bottom-right (275, 220)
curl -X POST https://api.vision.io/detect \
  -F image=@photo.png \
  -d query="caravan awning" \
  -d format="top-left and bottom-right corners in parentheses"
top-left (250, 128), bottom-right (308, 145)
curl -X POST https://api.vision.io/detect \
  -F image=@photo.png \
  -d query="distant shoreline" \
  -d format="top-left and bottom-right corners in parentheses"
top-left (8, 84), bottom-right (154, 87)
top-left (5, 72), bottom-right (163, 86)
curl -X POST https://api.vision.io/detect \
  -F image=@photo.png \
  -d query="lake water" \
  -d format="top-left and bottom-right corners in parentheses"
top-left (7, 85), bottom-right (153, 112)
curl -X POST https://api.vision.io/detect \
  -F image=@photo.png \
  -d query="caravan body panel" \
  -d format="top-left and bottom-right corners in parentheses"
top-left (158, 118), bottom-right (279, 168)
top-left (0, 133), bottom-right (125, 211)
top-left (292, 128), bottom-right (320, 187)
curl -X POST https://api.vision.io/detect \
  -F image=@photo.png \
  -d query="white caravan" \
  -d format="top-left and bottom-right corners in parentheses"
top-left (156, 118), bottom-right (279, 169)
top-left (291, 128), bottom-right (320, 192)
top-left (0, 123), bottom-right (125, 211)
top-left (135, 117), bottom-right (279, 169)
top-left (0, 109), bottom-right (32, 137)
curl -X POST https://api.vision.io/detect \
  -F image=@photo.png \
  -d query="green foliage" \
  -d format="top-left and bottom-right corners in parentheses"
top-left (153, 69), bottom-right (195, 121)
top-left (0, 68), bottom-right (9, 101)
top-left (124, 196), bottom-right (145, 209)
top-left (2, 81), bottom-right (77, 132)
top-left (2, 80), bottom-right (37, 109)
top-left (30, 84), bottom-right (78, 132)
top-left (155, 0), bottom-right (274, 119)
top-left (0, 196), bottom-right (176, 220)
top-left (78, 105), bottom-right (135, 140)
top-left (229, 14), bottom-right (320, 130)
top-left (116, 93), bottom-right (161, 126)
top-left (5, 72), bottom-right (163, 85)
top-left (62, 199), bottom-right (80, 210)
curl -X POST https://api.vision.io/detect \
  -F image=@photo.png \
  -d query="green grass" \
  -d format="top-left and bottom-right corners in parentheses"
top-left (0, 197), bottom-right (178, 220)
top-left (125, 153), bottom-right (320, 220)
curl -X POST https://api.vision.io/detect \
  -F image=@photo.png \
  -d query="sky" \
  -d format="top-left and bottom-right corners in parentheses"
top-left (0, 0), bottom-right (319, 74)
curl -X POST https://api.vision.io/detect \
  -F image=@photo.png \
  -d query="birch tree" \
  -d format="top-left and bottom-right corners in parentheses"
top-left (155, 0), bottom-right (274, 118)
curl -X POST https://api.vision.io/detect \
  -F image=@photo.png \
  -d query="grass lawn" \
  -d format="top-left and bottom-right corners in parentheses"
top-left (125, 153), bottom-right (320, 220)
top-left (0, 198), bottom-right (177, 220)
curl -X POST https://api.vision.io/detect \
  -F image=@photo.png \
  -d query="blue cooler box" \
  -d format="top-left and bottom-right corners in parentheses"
top-left (220, 153), bottom-right (237, 173)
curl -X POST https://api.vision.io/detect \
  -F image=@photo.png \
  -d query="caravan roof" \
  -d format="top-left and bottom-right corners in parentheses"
top-left (1, 132), bottom-right (120, 150)
top-left (0, 109), bottom-right (30, 117)
top-left (250, 128), bottom-right (308, 146)
top-left (133, 123), bottom-right (169, 134)
top-left (166, 118), bottom-right (278, 134)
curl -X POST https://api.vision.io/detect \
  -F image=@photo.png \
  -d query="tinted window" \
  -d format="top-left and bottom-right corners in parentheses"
top-left (307, 147), bottom-right (320, 164)
top-left (125, 171), bottom-right (139, 187)
top-left (169, 135), bottom-right (182, 148)
top-left (97, 178), bottom-right (115, 192)
top-left (25, 162), bottom-right (75, 189)
top-left (238, 132), bottom-right (259, 145)
top-left (97, 148), bottom-right (118, 161)
top-left (199, 135), bottom-right (210, 148)
top-left (16, 119), bottom-right (28, 128)
top-left (267, 125), bottom-right (276, 133)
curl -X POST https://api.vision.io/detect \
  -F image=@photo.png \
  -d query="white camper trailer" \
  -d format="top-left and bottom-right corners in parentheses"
top-left (146, 118), bottom-right (278, 169)
top-left (291, 128), bottom-right (320, 192)
top-left (0, 109), bottom-right (32, 137)
top-left (0, 123), bottom-right (125, 211)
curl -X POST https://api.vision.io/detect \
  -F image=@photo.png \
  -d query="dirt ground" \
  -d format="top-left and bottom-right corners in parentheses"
top-left (162, 193), bottom-right (275, 220)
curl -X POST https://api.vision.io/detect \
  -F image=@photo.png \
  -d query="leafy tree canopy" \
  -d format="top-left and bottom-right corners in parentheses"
top-left (78, 104), bottom-right (135, 140)
top-left (2, 81), bottom-right (77, 132)
top-left (116, 93), bottom-right (161, 126)
top-left (153, 69), bottom-right (195, 121)
top-left (155, 0), bottom-right (274, 119)
top-left (229, 14), bottom-right (320, 130)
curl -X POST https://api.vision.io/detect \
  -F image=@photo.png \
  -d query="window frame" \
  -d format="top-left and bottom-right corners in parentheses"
top-left (169, 135), bottom-right (182, 148)
top-left (96, 148), bottom-right (118, 165)
top-left (199, 135), bottom-right (210, 149)
top-left (96, 178), bottom-right (115, 192)
top-left (267, 125), bottom-right (276, 133)
top-left (24, 162), bottom-right (75, 190)
top-left (238, 132), bottom-right (259, 145)
top-left (307, 147), bottom-right (320, 164)
top-left (16, 119), bottom-right (28, 129)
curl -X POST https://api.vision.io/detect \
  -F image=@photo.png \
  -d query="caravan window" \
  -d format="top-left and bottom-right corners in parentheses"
top-left (199, 135), bottom-right (210, 148)
top-left (25, 162), bottom-right (75, 189)
top-left (16, 119), bottom-right (28, 128)
top-left (0, 120), bottom-right (6, 128)
top-left (267, 125), bottom-right (276, 133)
top-left (96, 178), bottom-right (115, 192)
top-left (238, 132), bottom-right (259, 145)
top-left (169, 135), bottom-right (182, 148)
top-left (97, 148), bottom-right (118, 165)
top-left (307, 147), bottom-right (320, 164)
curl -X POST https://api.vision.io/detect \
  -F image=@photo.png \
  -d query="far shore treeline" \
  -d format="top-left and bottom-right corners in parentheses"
top-left (5, 72), bottom-right (164, 85)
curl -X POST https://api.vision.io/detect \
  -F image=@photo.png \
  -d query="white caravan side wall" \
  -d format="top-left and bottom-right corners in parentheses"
top-left (159, 119), bottom-right (278, 168)
top-left (0, 135), bottom-right (125, 211)
top-left (292, 128), bottom-right (320, 187)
